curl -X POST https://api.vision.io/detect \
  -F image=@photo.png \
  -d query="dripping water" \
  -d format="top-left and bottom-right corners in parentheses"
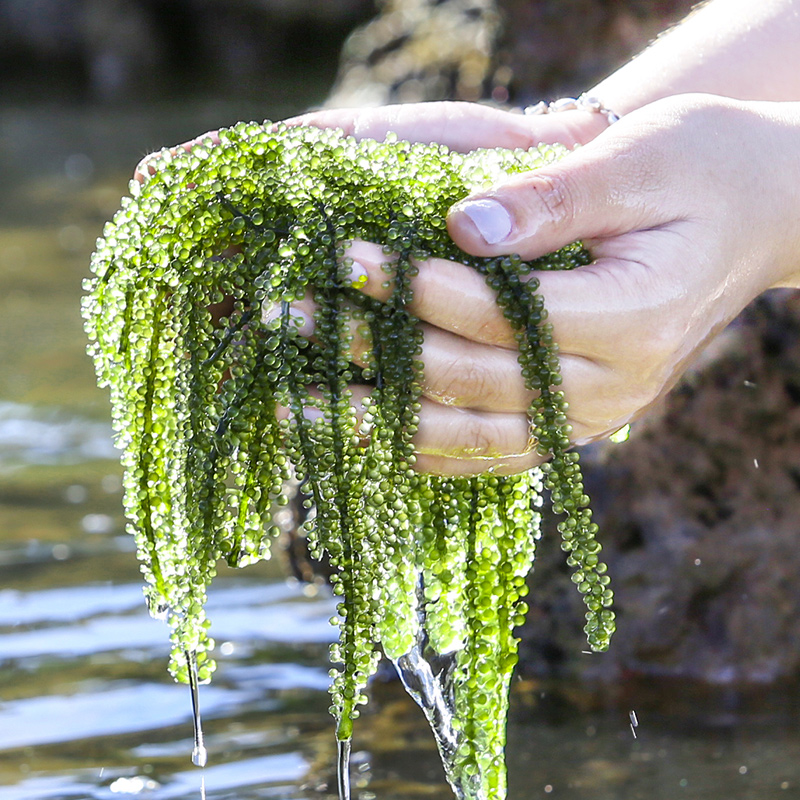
top-left (390, 576), bottom-right (474, 798)
top-left (393, 643), bottom-right (459, 765)
top-left (186, 649), bottom-right (208, 768)
top-left (394, 642), bottom-right (489, 799)
top-left (337, 737), bottom-right (352, 800)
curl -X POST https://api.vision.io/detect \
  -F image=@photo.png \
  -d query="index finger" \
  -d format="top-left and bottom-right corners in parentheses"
top-left (289, 101), bottom-right (591, 152)
top-left (345, 240), bottom-right (519, 348)
top-left (133, 131), bottom-right (221, 183)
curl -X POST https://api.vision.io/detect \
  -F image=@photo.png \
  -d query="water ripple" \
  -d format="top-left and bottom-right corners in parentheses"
top-left (0, 402), bottom-right (116, 467)
top-left (0, 579), bottom-right (336, 661)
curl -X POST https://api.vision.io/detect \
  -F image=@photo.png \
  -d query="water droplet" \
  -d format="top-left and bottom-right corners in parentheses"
top-left (629, 709), bottom-right (639, 738)
top-left (192, 743), bottom-right (208, 768)
top-left (187, 650), bottom-right (208, 768)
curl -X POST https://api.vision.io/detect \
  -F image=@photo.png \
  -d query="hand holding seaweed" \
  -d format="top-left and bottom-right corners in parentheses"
top-left (84, 121), bottom-right (614, 800)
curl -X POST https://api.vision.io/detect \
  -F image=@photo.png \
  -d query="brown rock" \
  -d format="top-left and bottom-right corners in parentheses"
top-left (518, 293), bottom-right (800, 684)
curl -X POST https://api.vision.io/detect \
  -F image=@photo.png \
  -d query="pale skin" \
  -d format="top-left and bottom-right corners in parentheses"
top-left (136, 0), bottom-right (800, 476)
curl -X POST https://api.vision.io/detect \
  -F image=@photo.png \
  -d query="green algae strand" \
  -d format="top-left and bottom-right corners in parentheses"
top-left (83, 121), bottom-right (615, 800)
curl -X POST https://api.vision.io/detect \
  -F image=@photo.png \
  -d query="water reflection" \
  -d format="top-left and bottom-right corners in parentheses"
top-left (0, 403), bottom-right (116, 468)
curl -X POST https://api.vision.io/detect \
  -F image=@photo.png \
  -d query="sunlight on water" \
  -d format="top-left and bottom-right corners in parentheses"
top-left (0, 402), bottom-right (116, 469)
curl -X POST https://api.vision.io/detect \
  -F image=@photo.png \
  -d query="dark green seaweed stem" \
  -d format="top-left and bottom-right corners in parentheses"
top-left (83, 122), bottom-right (615, 800)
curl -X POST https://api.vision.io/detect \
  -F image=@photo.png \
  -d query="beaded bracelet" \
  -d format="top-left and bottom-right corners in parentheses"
top-left (524, 93), bottom-right (621, 125)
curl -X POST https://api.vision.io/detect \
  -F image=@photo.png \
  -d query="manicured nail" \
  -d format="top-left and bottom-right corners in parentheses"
top-left (289, 308), bottom-right (315, 336)
top-left (345, 260), bottom-right (369, 289)
top-left (302, 405), bottom-right (325, 423)
top-left (261, 304), bottom-right (315, 336)
top-left (457, 198), bottom-right (512, 245)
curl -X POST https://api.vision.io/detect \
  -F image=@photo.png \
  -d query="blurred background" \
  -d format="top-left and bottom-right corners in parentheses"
top-left (2, 1), bottom-right (800, 798)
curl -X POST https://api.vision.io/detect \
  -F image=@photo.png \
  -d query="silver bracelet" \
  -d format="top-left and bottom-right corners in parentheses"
top-left (524, 93), bottom-right (620, 125)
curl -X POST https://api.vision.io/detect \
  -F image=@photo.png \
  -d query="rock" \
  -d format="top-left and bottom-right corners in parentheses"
top-left (518, 293), bottom-right (800, 684)
top-left (327, 0), bottom-right (694, 108)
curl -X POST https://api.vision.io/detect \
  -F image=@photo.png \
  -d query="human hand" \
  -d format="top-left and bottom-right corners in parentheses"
top-left (130, 103), bottom-right (609, 476)
top-left (435, 93), bottom-right (800, 447)
top-left (275, 100), bottom-right (609, 476)
top-left (132, 101), bottom-right (608, 184)
top-left (292, 99), bottom-right (609, 152)
top-left (132, 95), bottom-right (800, 477)
top-left (290, 94), bottom-right (800, 476)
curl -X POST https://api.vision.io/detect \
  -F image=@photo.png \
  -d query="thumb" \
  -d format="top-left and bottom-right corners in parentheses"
top-left (447, 129), bottom-right (669, 259)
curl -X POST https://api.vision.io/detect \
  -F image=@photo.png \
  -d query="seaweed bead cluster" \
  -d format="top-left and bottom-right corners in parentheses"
top-left (83, 121), bottom-right (615, 800)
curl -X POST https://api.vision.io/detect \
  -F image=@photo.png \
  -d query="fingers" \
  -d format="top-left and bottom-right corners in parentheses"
top-left (289, 101), bottom-right (599, 152)
top-left (416, 326), bottom-right (533, 412)
top-left (446, 114), bottom-right (675, 259)
top-left (134, 131), bottom-right (221, 183)
top-left (272, 237), bottom-right (659, 435)
top-left (280, 385), bottom-right (544, 477)
top-left (133, 102), bottom-right (597, 186)
top-left (412, 400), bottom-right (540, 476)
top-left (263, 231), bottom-right (679, 465)
top-left (275, 292), bottom-right (531, 413)
top-left (134, 99), bottom-right (605, 187)
top-left (343, 241), bottom-right (519, 348)
top-left (339, 239), bottom-right (674, 368)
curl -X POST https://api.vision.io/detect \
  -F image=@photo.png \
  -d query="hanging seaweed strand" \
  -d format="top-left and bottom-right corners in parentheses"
top-left (83, 122), bottom-right (615, 800)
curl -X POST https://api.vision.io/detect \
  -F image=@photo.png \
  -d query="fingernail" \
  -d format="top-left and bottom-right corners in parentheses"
top-left (289, 308), bottom-right (315, 336)
top-left (457, 198), bottom-right (513, 245)
top-left (261, 304), bottom-right (315, 336)
top-left (302, 405), bottom-right (325, 423)
top-left (345, 260), bottom-right (369, 289)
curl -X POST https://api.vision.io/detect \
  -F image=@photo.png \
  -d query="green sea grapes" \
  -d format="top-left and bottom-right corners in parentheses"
top-left (83, 121), bottom-right (615, 800)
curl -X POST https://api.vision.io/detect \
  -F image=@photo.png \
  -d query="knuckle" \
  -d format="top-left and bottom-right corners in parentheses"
top-left (451, 414), bottom-right (497, 459)
top-left (528, 170), bottom-right (578, 228)
top-left (434, 356), bottom-right (496, 410)
top-left (463, 306), bottom-right (517, 348)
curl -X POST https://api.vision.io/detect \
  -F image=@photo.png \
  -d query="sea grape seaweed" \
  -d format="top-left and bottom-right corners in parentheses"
top-left (83, 121), bottom-right (615, 800)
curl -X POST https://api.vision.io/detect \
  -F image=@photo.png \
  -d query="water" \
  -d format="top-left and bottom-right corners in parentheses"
top-left (337, 739), bottom-right (351, 800)
top-left (4, 97), bottom-right (800, 800)
top-left (186, 651), bottom-right (208, 769)
top-left (392, 638), bottom-right (460, 795)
